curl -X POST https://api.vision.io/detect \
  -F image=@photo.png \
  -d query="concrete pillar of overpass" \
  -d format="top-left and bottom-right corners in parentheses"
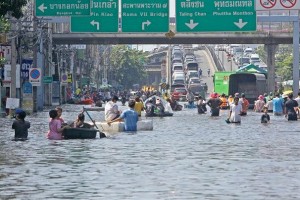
top-left (264, 44), bottom-right (278, 94)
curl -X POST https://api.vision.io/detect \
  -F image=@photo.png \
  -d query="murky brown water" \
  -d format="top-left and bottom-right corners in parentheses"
top-left (1, 104), bottom-right (300, 199)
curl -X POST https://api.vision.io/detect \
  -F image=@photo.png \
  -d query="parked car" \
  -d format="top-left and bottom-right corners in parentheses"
top-left (171, 87), bottom-right (187, 101)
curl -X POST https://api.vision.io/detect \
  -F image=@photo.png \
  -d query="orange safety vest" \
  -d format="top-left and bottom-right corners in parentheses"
top-left (220, 97), bottom-right (228, 108)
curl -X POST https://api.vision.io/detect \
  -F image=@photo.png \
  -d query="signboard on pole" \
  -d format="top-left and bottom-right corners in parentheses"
top-left (67, 73), bottom-right (73, 83)
top-left (21, 59), bottom-right (33, 80)
top-left (71, 0), bottom-right (119, 32)
top-left (176, 0), bottom-right (256, 32)
top-left (256, 0), bottom-right (300, 10)
top-left (29, 68), bottom-right (42, 86)
top-left (121, 0), bottom-right (169, 32)
top-left (23, 82), bottom-right (33, 94)
top-left (35, 0), bottom-right (91, 16)
top-left (61, 73), bottom-right (68, 85)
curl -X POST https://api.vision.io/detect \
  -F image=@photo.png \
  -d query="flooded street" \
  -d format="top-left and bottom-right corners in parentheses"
top-left (1, 103), bottom-right (300, 199)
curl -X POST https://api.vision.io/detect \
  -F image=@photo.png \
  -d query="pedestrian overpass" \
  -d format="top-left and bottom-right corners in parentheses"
top-left (51, 15), bottom-right (300, 95)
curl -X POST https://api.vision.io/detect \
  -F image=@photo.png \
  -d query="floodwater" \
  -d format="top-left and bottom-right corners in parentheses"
top-left (1, 103), bottom-right (300, 200)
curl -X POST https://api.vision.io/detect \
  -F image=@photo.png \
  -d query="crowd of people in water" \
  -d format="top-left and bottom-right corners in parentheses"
top-left (200, 91), bottom-right (299, 124)
top-left (10, 86), bottom-right (300, 140)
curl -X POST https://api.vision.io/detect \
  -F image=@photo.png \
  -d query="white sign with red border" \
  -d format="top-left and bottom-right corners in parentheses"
top-left (29, 68), bottom-right (41, 86)
top-left (256, 0), bottom-right (300, 10)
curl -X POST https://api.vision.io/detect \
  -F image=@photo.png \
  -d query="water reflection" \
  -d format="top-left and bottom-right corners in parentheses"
top-left (1, 104), bottom-right (300, 199)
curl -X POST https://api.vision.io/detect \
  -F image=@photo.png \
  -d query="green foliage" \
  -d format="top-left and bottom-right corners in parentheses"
top-left (0, 17), bottom-right (9, 33)
top-left (256, 46), bottom-right (267, 63)
top-left (109, 45), bottom-right (148, 89)
top-left (276, 54), bottom-right (293, 81)
top-left (0, 0), bottom-right (27, 19)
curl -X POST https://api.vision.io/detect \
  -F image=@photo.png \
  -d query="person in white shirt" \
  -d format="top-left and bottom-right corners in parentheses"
top-left (104, 96), bottom-right (120, 122)
top-left (227, 97), bottom-right (242, 123)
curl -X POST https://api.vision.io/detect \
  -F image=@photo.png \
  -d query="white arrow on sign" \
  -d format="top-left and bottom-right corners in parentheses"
top-left (185, 19), bottom-right (199, 30)
top-left (38, 4), bottom-right (48, 13)
top-left (142, 20), bottom-right (151, 30)
top-left (90, 20), bottom-right (100, 30)
top-left (234, 19), bottom-right (248, 29)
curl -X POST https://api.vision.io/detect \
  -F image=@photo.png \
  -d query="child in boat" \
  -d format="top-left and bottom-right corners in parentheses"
top-left (12, 109), bottom-right (30, 140)
top-left (72, 113), bottom-right (93, 129)
top-left (261, 107), bottom-right (270, 123)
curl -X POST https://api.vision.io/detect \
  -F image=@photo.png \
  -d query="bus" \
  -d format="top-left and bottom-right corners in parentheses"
top-left (213, 71), bottom-right (233, 96)
top-left (214, 71), bottom-right (267, 108)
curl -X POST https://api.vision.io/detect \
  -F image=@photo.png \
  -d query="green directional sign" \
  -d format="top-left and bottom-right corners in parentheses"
top-left (35, 0), bottom-right (91, 16)
top-left (71, 0), bottom-right (118, 32)
top-left (176, 0), bottom-right (256, 32)
top-left (43, 76), bottom-right (53, 83)
top-left (122, 0), bottom-right (169, 32)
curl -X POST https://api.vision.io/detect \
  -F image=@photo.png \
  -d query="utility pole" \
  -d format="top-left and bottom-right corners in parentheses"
top-left (9, 15), bottom-right (17, 116)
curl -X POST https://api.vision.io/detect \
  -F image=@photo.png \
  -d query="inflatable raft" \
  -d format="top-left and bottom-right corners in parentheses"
top-left (95, 120), bottom-right (153, 132)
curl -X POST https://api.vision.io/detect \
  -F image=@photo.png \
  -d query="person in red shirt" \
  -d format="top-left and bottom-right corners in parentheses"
top-left (240, 93), bottom-right (249, 116)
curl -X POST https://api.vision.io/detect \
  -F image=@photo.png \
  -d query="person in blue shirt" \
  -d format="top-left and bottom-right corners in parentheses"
top-left (272, 92), bottom-right (284, 116)
top-left (108, 100), bottom-right (139, 131)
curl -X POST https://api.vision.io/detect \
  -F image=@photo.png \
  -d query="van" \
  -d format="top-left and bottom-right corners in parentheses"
top-left (244, 48), bottom-right (253, 56)
top-left (250, 54), bottom-right (260, 63)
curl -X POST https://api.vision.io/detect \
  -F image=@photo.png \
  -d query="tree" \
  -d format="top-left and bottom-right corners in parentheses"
top-left (109, 45), bottom-right (148, 89)
top-left (0, 0), bottom-right (27, 19)
top-left (276, 54), bottom-right (293, 81)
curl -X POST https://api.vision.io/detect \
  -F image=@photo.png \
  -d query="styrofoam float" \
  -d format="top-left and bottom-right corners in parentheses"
top-left (95, 120), bottom-right (153, 132)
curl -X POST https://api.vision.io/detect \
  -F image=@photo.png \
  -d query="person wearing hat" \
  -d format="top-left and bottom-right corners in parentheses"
top-left (284, 93), bottom-right (298, 121)
top-left (104, 96), bottom-right (121, 122)
top-left (272, 92), bottom-right (284, 116)
top-left (254, 95), bottom-right (265, 112)
top-left (108, 100), bottom-right (138, 131)
top-left (207, 92), bottom-right (222, 116)
top-left (12, 109), bottom-right (30, 140)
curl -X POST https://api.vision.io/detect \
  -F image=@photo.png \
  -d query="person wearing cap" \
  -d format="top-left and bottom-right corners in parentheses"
top-left (284, 93), bottom-right (298, 121)
top-left (272, 92), bottom-right (284, 116)
top-left (207, 92), bottom-right (222, 116)
top-left (105, 95), bottom-right (121, 122)
top-left (12, 109), bottom-right (30, 140)
top-left (254, 95), bottom-right (265, 112)
top-left (108, 100), bottom-right (138, 131)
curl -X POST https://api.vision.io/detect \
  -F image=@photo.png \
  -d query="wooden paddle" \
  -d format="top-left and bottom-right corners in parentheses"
top-left (83, 107), bottom-right (106, 138)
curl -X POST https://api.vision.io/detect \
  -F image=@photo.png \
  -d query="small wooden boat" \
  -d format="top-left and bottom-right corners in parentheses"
top-left (63, 128), bottom-right (97, 139)
top-left (77, 98), bottom-right (94, 105)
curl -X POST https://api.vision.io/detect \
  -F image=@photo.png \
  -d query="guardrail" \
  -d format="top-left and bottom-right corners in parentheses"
top-left (205, 45), bottom-right (224, 72)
